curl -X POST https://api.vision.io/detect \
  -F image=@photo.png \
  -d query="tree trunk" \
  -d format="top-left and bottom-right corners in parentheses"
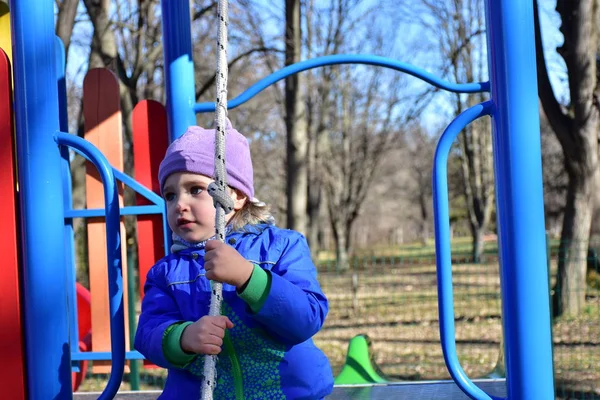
top-left (419, 189), bottom-right (429, 245)
top-left (55, 0), bottom-right (79, 60)
top-left (590, 167), bottom-right (600, 241)
top-left (471, 224), bottom-right (485, 263)
top-left (84, 0), bottom-right (118, 70)
top-left (443, 3), bottom-right (494, 264)
top-left (332, 219), bottom-right (350, 272)
top-left (285, 0), bottom-right (308, 235)
top-left (307, 146), bottom-right (322, 258)
top-left (534, 0), bottom-right (599, 316)
top-left (304, 0), bottom-right (320, 257)
top-left (555, 170), bottom-right (595, 316)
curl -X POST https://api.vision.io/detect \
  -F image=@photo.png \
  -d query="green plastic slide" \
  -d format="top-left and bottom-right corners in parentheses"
top-left (334, 334), bottom-right (390, 385)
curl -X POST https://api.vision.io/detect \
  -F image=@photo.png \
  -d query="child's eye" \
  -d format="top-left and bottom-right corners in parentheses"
top-left (164, 192), bottom-right (175, 202)
top-left (190, 186), bottom-right (203, 195)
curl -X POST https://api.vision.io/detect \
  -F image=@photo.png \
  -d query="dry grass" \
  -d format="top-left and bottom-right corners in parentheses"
top-left (314, 262), bottom-right (504, 380)
top-left (78, 256), bottom-right (600, 398)
top-left (313, 260), bottom-right (599, 398)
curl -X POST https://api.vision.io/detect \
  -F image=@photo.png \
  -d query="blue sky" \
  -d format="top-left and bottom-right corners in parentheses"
top-left (63, 0), bottom-right (568, 130)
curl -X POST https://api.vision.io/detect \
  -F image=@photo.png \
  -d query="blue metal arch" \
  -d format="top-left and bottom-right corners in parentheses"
top-left (195, 54), bottom-right (490, 113)
top-left (432, 101), bottom-right (500, 400)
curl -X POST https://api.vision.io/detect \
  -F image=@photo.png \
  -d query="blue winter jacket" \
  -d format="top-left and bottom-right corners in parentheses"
top-left (134, 224), bottom-right (334, 399)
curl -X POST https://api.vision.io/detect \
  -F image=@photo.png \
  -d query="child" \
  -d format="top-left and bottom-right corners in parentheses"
top-left (134, 120), bottom-right (334, 399)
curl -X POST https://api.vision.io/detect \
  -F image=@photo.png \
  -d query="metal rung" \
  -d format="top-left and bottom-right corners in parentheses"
top-left (71, 350), bottom-right (145, 361)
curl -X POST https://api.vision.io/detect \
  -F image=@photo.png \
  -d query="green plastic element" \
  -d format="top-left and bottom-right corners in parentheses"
top-left (334, 334), bottom-right (389, 385)
top-left (127, 252), bottom-right (140, 390)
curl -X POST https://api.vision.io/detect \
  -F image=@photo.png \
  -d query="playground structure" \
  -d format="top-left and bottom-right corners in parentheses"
top-left (0, 0), bottom-right (556, 399)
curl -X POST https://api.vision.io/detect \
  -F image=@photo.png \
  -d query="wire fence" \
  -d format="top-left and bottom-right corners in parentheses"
top-left (313, 239), bottom-right (600, 399)
top-left (76, 239), bottom-right (599, 399)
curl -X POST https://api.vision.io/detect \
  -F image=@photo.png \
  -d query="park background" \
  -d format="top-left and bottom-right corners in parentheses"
top-left (30, 0), bottom-right (600, 398)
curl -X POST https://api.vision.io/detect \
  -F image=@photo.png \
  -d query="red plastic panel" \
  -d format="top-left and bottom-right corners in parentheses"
top-left (0, 49), bottom-right (26, 400)
top-left (132, 100), bottom-right (168, 369)
top-left (132, 100), bottom-right (168, 300)
top-left (83, 68), bottom-right (130, 373)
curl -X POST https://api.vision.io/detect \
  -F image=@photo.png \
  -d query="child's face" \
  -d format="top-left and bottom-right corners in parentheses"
top-left (163, 172), bottom-right (245, 243)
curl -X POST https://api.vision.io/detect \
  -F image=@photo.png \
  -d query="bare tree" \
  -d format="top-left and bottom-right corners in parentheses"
top-left (304, 0), bottom-right (345, 254)
top-left (55, 0), bottom-right (80, 60)
top-left (448, 0), bottom-right (493, 263)
top-left (304, 0), bottom-right (348, 254)
top-left (285, 0), bottom-right (308, 234)
top-left (300, 0), bottom-right (419, 267)
top-left (304, 0), bottom-right (381, 258)
top-left (323, 66), bottom-right (404, 270)
top-left (534, 0), bottom-right (600, 316)
top-left (404, 126), bottom-right (436, 244)
top-left (404, 0), bottom-right (493, 262)
top-left (540, 110), bottom-right (567, 237)
top-left (81, 0), bottom-right (159, 266)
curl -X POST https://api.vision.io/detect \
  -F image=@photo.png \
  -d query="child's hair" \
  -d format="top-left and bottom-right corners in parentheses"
top-left (227, 197), bottom-right (275, 231)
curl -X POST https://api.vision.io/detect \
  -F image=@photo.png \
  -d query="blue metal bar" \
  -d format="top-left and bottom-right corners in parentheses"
top-left (55, 132), bottom-right (125, 400)
top-left (65, 205), bottom-right (165, 218)
top-left (485, 2), bottom-right (555, 399)
top-left (433, 101), bottom-right (498, 400)
top-left (9, 1), bottom-right (70, 397)
top-left (71, 350), bottom-right (146, 361)
top-left (195, 54), bottom-right (490, 113)
top-left (113, 168), bottom-right (164, 204)
top-left (160, 0), bottom-right (197, 141)
top-left (55, 33), bottom-right (83, 373)
top-left (162, 205), bottom-right (171, 257)
top-left (68, 146), bottom-right (164, 204)
top-left (113, 168), bottom-right (170, 255)
top-left (68, 145), bottom-right (170, 257)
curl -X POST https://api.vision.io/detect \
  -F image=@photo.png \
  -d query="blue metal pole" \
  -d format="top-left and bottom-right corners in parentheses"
top-left (56, 34), bottom-right (82, 373)
top-left (56, 132), bottom-right (126, 400)
top-left (485, 1), bottom-right (555, 399)
top-left (160, 0), bottom-right (197, 141)
top-left (9, 1), bottom-right (70, 398)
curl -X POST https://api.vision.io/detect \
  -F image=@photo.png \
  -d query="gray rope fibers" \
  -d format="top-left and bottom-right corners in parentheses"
top-left (201, 0), bottom-right (232, 398)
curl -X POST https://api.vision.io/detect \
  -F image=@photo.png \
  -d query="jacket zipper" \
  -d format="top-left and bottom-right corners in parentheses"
top-left (223, 330), bottom-right (244, 400)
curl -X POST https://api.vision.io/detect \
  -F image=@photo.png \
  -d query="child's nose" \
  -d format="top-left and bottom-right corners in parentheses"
top-left (175, 196), bottom-right (189, 211)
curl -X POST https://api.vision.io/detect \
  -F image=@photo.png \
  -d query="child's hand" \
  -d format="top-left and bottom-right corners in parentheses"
top-left (180, 315), bottom-right (234, 355)
top-left (204, 240), bottom-right (254, 289)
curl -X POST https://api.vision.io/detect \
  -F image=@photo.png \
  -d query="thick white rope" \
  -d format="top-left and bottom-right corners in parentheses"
top-left (201, 0), bottom-right (231, 398)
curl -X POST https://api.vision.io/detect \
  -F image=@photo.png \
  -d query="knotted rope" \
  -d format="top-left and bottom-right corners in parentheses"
top-left (201, 0), bottom-right (230, 398)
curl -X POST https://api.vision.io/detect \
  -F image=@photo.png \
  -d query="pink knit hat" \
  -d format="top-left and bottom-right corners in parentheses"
top-left (158, 119), bottom-right (254, 199)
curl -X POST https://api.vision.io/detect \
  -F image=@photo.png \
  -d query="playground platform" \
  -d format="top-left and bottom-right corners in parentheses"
top-left (73, 378), bottom-right (506, 399)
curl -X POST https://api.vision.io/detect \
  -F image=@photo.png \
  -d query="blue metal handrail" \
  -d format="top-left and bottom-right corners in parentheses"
top-left (55, 132), bottom-right (125, 400)
top-left (65, 205), bottom-right (164, 218)
top-left (194, 54), bottom-right (490, 113)
top-left (113, 168), bottom-right (164, 205)
top-left (113, 168), bottom-right (171, 253)
top-left (62, 154), bottom-right (170, 258)
top-left (432, 101), bottom-right (503, 400)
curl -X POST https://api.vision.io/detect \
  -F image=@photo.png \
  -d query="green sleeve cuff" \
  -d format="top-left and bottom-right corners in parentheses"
top-left (238, 264), bottom-right (271, 313)
top-left (162, 321), bottom-right (195, 367)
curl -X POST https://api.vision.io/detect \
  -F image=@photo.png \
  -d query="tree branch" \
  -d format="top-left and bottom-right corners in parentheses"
top-left (192, 2), bottom-right (217, 22)
top-left (533, 0), bottom-right (573, 149)
top-left (195, 46), bottom-right (283, 100)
